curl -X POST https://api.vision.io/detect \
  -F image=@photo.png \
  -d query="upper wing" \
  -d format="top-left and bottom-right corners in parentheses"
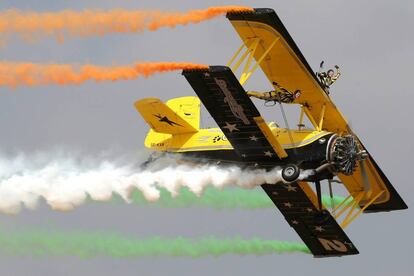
top-left (226, 8), bottom-right (347, 133)
top-left (227, 8), bottom-right (407, 212)
top-left (182, 66), bottom-right (287, 161)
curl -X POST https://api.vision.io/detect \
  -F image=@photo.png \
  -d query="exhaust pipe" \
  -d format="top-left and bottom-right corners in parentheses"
top-left (314, 162), bottom-right (334, 174)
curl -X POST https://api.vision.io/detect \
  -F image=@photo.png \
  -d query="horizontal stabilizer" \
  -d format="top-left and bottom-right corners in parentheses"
top-left (135, 98), bottom-right (198, 135)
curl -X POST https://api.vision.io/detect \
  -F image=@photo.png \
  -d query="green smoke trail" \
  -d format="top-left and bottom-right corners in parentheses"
top-left (115, 187), bottom-right (349, 210)
top-left (0, 228), bottom-right (310, 258)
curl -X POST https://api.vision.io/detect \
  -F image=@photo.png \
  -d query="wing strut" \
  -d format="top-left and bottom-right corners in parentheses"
top-left (332, 191), bottom-right (385, 228)
top-left (227, 37), bottom-right (279, 85)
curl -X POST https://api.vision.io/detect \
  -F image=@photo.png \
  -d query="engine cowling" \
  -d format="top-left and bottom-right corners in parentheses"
top-left (326, 135), bottom-right (366, 175)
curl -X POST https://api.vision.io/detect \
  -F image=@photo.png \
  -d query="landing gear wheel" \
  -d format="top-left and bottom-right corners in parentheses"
top-left (282, 164), bottom-right (300, 182)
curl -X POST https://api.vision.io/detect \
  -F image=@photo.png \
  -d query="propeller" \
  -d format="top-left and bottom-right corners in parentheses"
top-left (328, 134), bottom-right (372, 196)
top-left (346, 128), bottom-right (371, 195)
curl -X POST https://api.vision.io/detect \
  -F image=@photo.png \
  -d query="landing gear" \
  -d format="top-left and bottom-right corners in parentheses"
top-left (315, 179), bottom-right (323, 210)
top-left (281, 164), bottom-right (300, 182)
top-left (314, 179), bottom-right (331, 224)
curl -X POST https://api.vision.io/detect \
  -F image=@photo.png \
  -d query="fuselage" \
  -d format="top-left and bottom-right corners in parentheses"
top-left (144, 124), bottom-right (334, 177)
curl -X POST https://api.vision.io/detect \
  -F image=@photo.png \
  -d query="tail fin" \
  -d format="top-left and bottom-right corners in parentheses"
top-left (165, 96), bottom-right (201, 130)
top-left (134, 97), bottom-right (200, 135)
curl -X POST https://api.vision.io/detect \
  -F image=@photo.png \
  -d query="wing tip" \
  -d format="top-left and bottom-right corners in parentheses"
top-left (313, 251), bottom-right (359, 258)
top-left (226, 8), bottom-right (275, 18)
top-left (182, 65), bottom-right (231, 75)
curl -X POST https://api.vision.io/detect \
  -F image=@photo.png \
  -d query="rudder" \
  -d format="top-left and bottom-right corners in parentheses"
top-left (166, 96), bottom-right (201, 130)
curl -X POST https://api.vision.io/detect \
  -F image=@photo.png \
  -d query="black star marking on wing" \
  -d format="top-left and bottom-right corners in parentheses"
top-left (153, 114), bottom-right (183, 127)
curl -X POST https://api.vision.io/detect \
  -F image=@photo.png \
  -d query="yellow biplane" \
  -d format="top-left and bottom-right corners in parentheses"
top-left (135, 8), bottom-right (407, 257)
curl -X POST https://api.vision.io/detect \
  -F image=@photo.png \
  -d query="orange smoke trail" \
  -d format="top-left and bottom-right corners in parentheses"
top-left (0, 6), bottom-right (253, 42)
top-left (0, 61), bottom-right (208, 88)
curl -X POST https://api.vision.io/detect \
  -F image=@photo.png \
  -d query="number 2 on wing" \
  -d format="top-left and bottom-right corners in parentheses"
top-left (318, 238), bottom-right (348, 252)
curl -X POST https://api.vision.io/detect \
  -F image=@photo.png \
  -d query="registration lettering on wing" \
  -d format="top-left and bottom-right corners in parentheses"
top-left (214, 78), bottom-right (250, 125)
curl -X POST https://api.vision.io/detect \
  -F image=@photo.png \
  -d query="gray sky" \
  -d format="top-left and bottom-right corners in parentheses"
top-left (0, 0), bottom-right (413, 275)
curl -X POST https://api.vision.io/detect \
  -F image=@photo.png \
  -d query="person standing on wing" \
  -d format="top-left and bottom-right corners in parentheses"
top-left (316, 61), bottom-right (341, 94)
top-left (246, 81), bottom-right (301, 104)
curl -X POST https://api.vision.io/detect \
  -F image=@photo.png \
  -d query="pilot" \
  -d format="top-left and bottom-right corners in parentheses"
top-left (316, 61), bottom-right (341, 94)
top-left (246, 81), bottom-right (301, 104)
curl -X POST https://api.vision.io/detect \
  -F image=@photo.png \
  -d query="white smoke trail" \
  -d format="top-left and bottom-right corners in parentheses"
top-left (0, 151), bottom-right (307, 215)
